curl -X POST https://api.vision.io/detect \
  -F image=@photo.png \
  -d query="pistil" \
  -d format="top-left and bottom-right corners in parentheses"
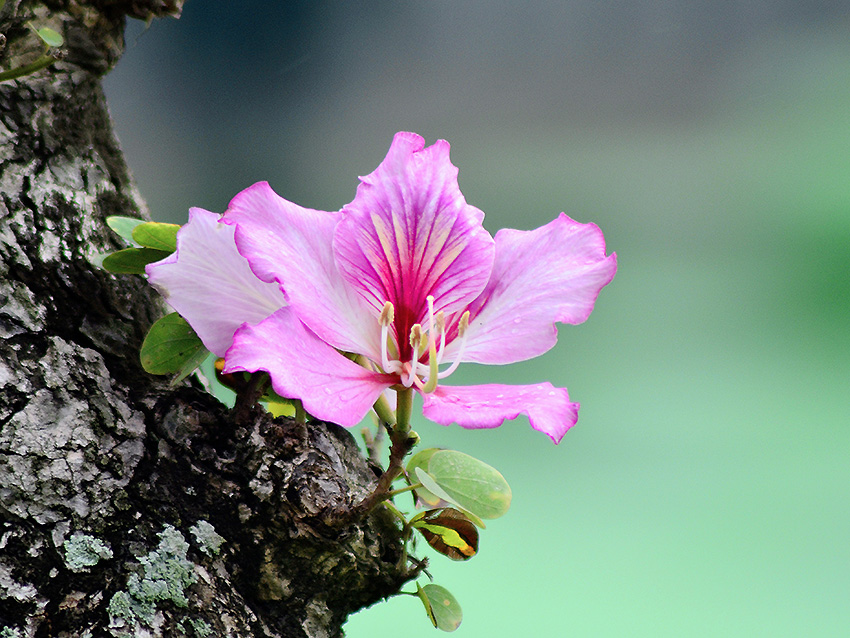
top-left (403, 324), bottom-right (423, 387)
top-left (419, 296), bottom-right (441, 393)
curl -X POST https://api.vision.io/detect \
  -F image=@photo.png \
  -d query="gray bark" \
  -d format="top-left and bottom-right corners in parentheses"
top-left (0, 2), bottom-right (413, 636)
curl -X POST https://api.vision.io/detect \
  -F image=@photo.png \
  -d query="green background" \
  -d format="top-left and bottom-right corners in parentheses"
top-left (105, 3), bottom-right (849, 636)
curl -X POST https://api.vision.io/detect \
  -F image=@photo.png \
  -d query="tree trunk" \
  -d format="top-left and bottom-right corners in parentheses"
top-left (0, 2), bottom-right (413, 636)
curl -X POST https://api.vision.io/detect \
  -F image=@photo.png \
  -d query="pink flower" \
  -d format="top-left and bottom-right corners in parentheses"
top-left (147, 132), bottom-right (616, 443)
top-left (145, 208), bottom-right (287, 358)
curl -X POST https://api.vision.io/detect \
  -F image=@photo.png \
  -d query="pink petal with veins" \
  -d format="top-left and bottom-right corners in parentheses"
top-left (333, 132), bottom-right (494, 353)
top-left (223, 307), bottom-right (394, 427)
top-left (445, 213), bottom-right (617, 365)
top-left (421, 382), bottom-right (580, 444)
top-left (223, 181), bottom-right (381, 360)
top-left (146, 208), bottom-right (286, 357)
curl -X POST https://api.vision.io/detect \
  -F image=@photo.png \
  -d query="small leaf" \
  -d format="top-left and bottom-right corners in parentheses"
top-left (407, 447), bottom-right (442, 506)
top-left (413, 467), bottom-right (454, 505)
top-left (101, 247), bottom-right (171, 274)
top-left (140, 313), bottom-right (208, 376)
top-left (260, 383), bottom-right (297, 417)
top-left (265, 398), bottom-right (296, 418)
top-left (168, 346), bottom-right (211, 387)
top-left (262, 384), bottom-right (291, 405)
top-left (410, 508), bottom-right (479, 560)
top-left (36, 27), bottom-right (64, 48)
top-left (425, 450), bottom-right (512, 520)
top-left (418, 586), bottom-right (436, 627)
top-left (132, 222), bottom-right (180, 253)
top-left (106, 216), bottom-right (146, 244)
top-left (417, 583), bottom-right (462, 632)
top-left (413, 467), bottom-right (485, 528)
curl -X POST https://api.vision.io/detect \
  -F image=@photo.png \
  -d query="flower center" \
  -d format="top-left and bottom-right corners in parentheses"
top-left (379, 295), bottom-right (469, 392)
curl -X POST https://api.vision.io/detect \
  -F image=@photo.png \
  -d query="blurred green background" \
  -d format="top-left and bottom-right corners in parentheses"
top-left (104, 2), bottom-right (849, 636)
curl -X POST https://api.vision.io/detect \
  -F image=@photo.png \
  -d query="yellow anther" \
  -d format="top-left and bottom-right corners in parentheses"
top-left (435, 311), bottom-right (446, 334)
top-left (458, 310), bottom-right (470, 337)
top-left (380, 301), bottom-right (395, 327)
top-left (409, 324), bottom-right (423, 349)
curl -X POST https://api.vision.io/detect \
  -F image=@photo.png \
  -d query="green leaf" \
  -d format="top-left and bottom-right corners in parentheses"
top-left (259, 383), bottom-right (297, 417)
top-left (416, 583), bottom-right (462, 632)
top-left (101, 247), bottom-right (171, 274)
top-left (410, 508), bottom-right (479, 561)
top-left (265, 398), bottom-right (296, 418)
top-left (132, 222), bottom-right (180, 253)
top-left (413, 467), bottom-right (486, 528)
top-left (421, 450), bottom-right (512, 520)
top-left (168, 345), bottom-right (211, 387)
top-left (106, 216), bottom-right (146, 244)
top-left (36, 27), bottom-right (64, 48)
top-left (140, 313), bottom-right (208, 376)
top-left (407, 447), bottom-right (443, 506)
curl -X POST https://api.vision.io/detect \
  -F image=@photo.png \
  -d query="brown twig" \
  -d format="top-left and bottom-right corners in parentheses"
top-left (230, 372), bottom-right (269, 423)
top-left (333, 423), bottom-right (418, 526)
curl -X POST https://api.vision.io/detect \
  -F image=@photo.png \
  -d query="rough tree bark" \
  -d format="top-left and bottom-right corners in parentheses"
top-left (0, 2), bottom-right (414, 636)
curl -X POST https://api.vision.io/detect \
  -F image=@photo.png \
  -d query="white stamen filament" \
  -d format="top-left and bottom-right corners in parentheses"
top-left (380, 322), bottom-right (402, 374)
top-left (437, 310), bottom-right (470, 379)
top-left (374, 298), bottom-right (470, 388)
top-left (379, 302), bottom-right (402, 374)
top-left (417, 296), bottom-right (441, 392)
top-left (380, 320), bottom-right (390, 370)
top-left (435, 311), bottom-right (447, 363)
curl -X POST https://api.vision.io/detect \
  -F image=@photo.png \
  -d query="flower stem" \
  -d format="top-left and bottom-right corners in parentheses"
top-left (294, 400), bottom-right (306, 423)
top-left (395, 387), bottom-right (413, 434)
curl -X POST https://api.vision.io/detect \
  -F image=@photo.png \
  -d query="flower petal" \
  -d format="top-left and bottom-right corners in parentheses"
top-left (421, 382), bottom-right (579, 444)
top-left (334, 132), bottom-right (495, 329)
top-left (223, 307), bottom-right (394, 427)
top-left (145, 208), bottom-right (286, 357)
top-left (447, 213), bottom-right (617, 365)
top-left (222, 182), bottom-right (381, 359)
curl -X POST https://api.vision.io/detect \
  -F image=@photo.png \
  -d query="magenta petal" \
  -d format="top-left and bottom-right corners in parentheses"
top-left (333, 132), bottom-right (495, 326)
top-left (145, 208), bottom-right (287, 357)
top-left (222, 182), bottom-right (381, 359)
top-left (223, 308), bottom-right (394, 427)
top-left (448, 213), bottom-right (617, 365)
top-left (421, 383), bottom-right (579, 444)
